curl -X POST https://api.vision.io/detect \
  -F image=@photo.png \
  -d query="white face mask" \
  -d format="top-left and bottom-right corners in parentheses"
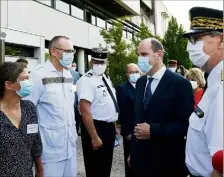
top-left (92, 64), bottom-right (107, 75)
top-left (168, 67), bottom-right (177, 73)
top-left (71, 67), bottom-right (76, 71)
top-left (190, 81), bottom-right (198, 90)
top-left (187, 41), bottom-right (210, 68)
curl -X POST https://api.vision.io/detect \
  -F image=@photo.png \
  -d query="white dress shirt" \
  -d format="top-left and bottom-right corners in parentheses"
top-left (145, 65), bottom-right (166, 94)
top-left (129, 81), bottom-right (136, 88)
top-left (186, 61), bottom-right (223, 177)
top-left (76, 70), bottom-right (118, 123)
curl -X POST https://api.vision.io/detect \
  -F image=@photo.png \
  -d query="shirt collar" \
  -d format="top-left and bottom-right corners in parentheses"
top-left (46, 60), bottom-right (57, 72)
top-left (46, 60), bottom-right (69, 72)
top-left (129, 81), bottom-right (136, 88)
top-left (207, 60), bottom-right (223, 87)
top-left (147, 65), bottom-right (166, 80)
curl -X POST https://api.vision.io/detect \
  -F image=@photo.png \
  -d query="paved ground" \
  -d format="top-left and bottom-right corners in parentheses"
top-left (77, 136), bottom-right (125, 177)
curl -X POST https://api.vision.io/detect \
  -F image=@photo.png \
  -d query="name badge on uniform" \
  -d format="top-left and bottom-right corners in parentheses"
top-left (27, 124), bottom-right (38, 134)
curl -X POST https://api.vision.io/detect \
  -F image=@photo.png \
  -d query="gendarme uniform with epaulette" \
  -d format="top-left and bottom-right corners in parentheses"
top-left (76, 48), bottom-right (118, 123)
top-left (76, 47), bottom-right (118, 177)
top-left (182, 7), bottom-right (223, 177)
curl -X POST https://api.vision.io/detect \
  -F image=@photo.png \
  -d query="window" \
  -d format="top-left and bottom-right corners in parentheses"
top-left (107, 23), bottom-right (113, 30)
top-left (123, 29), bottom-right (127, 38)
top-left (91, 15), bottom-right (96, 25)
top-left (97, 17), bottom-right (105, 29)
top-left (71, 5), bottom-right (84, 20)
top-left (56, 0), bottom-right (69, 14)
top-left (5, 43), bottom-right (34, 58)
top-left (86, 11), bottom-right (92, 23)
top-left (36, 0), bottom-right (51, 6)
top-left (127, 31), bottom-right (133, 39)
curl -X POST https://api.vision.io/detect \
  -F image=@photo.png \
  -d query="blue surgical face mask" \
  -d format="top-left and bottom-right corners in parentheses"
top-left (138, 56), bottom-right (153, 73)
top-left (16, 80), bottom-right (33, 98)
top-left (129, 73), bottom-right (140, 83)
top-left (59, 53), bottom-right (74, 67)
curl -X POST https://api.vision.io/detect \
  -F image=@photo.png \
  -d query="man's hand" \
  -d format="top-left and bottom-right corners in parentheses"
top-left (134, 123), bottom-right (150, 140)
top-left (92, 136), bottom-right (103, 150)
top-left (127, 155), bottom-right (131, 167)
top-left (126, 134), bottom-right (132, 141)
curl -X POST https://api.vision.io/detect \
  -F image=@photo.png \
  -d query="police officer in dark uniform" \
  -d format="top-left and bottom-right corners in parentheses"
top-left (76, 48), bottom-right (119, 177)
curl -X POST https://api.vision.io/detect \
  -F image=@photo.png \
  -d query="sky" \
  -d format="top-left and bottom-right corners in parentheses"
top-left (162, 1), bottom-right (223, 30)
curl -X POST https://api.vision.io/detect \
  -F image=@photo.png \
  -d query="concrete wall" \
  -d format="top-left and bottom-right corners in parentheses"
top-left (1, 0), bottom-right (172, 72)
top-left (154, 1), bottom-right (171, 37)
top-left (142, 0), bottom-right (152, 9)
top-left (5, 56), bottom-right (39, 72)
top-left (116, 0), bottom-right (140, 15)
top-left (1, 0), bottom-right (106, 49)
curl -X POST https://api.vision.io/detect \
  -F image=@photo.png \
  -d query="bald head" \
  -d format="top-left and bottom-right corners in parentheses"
top-left (138, 38), bottom-right (164, 75)
top-left (139, 38), bottom-right (164, 54)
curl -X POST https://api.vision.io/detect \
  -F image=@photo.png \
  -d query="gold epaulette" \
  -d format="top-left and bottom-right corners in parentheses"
top-left (191, 16), bottom-right (223, 30)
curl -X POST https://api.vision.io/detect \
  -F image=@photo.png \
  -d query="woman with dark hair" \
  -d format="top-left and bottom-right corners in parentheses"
top-left (0, 62), bottom-right (43, 177)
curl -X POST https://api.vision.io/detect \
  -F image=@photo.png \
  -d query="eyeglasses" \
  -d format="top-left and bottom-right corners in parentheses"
top-left (128, 71), bottom-right (140, 74)
top-left (188, 32), bottom-right (216, 45)
top-left (54, 47), bottom-right (76, 54)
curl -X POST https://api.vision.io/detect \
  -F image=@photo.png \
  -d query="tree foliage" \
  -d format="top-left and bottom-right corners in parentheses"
top-left (100, 19), bottom-right (165, 87)
top-left (5, 46), bottom-right (21, 56)
top-left (100, 19), bottom-right (136, 87)
top-left (162, 17), bottom-right (192, 69)
top-left (100, 17), bottom-right (191, 87)
top-left (133, 21), bottom-right (162, 49)
top-left (45, 52), bottom-right (50, 61)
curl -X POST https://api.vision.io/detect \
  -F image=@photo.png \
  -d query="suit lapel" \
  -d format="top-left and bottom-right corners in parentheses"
top-left (126, 81), bottom-right (136, 100)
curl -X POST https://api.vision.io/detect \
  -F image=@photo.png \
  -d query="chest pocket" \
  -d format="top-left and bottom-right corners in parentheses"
top-left (95, 86), bottom-right (111, 103)
top-left (188, 113), bottom-right (208, 153)
top-left (67, 84), bottom-right (75, 105)
top-left (44, 86), bottom-right (63, 108)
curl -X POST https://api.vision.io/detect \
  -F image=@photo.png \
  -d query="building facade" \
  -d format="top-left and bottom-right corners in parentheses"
top-left (1, 0), bottom-right (171, 73)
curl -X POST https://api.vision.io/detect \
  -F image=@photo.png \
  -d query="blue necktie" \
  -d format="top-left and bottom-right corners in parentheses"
top-left (144, 78), bottom-right (154, 110)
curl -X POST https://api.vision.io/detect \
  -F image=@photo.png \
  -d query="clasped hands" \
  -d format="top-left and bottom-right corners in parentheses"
top-left (134, 123), bottom-right (150, 140)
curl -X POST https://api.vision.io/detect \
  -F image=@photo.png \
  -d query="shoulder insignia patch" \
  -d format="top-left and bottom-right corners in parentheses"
top-left (97, 85), bottom-right (105, 88)
top-left (85, 73), bottom-right (93, 78)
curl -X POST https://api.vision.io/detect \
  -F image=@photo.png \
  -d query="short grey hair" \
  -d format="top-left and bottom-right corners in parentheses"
top-left (126, 63), bottom-right (140, 73)
top-left (141, 38), bottom-right (165, 58)
top-left (48, 36), bottom-right (70, 54)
